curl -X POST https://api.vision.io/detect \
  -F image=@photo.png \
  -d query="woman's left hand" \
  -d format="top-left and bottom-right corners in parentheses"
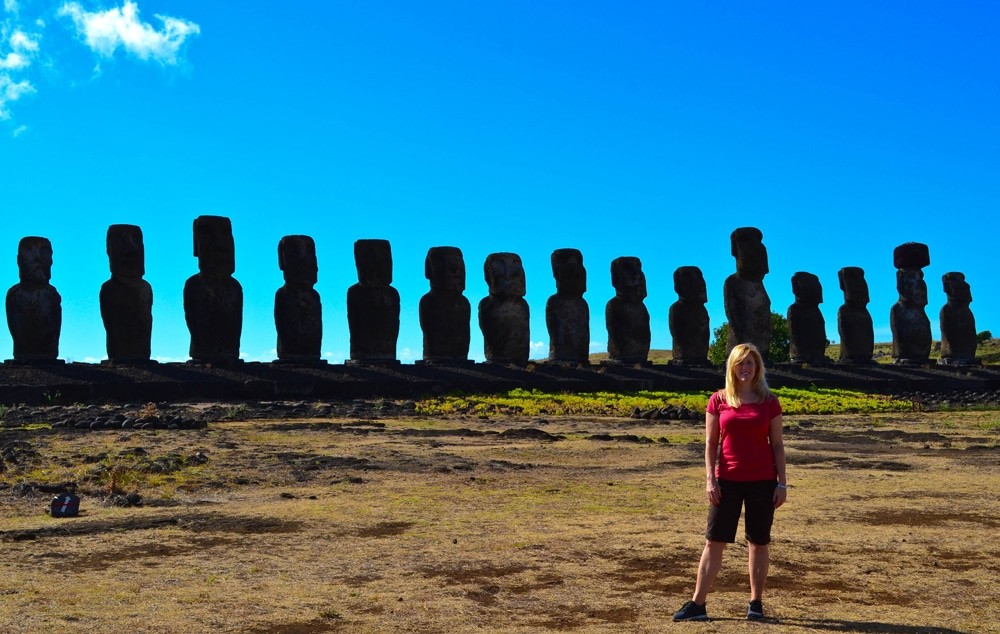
top-left (773, 485), bottom-right (787, 509)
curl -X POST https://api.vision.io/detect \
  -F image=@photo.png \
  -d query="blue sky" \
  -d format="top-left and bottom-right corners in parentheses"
top-left (1, 1), bottom-right (997, 363)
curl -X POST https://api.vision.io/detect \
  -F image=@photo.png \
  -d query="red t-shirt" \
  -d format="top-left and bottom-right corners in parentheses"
top-left (706, 391), bottom-right (782, 481)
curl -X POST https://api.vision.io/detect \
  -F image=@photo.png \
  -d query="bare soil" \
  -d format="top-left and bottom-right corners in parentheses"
top-left (1, 405), bottom-right (998, 633)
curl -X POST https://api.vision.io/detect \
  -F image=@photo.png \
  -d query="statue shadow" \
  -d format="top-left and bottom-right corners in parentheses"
top-left (775, 617), bottom-right (971, 633)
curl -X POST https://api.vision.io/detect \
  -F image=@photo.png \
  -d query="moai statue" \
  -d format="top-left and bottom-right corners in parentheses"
top-left (100, 225), bottom-right (153, 363)
top-left (836, 267), bottom-right (874, 364)
top-left (605, 256), bottom-right (650, 364)
top-left (939, 272), bottom-right (978, 366)
top-left (274, 235), bottom-right (323, 363)
top-left (183, 216), bottom-right (243, 365)
top-left (724, 227), bottom-right (771, 360)
top-left (890, 242), bottom-right (932, 365)
top-left (546, 248), bottom-right (590, 364)
top-left (5, 237), bottom-right (62, 363)
top-left (478, 252), bottom-right (529, 364)
top-left (347, 239), bottom-right (400, 363)
top-left (668, 266), bottom-right (709, 366)
top-left (787, 272), bottom-right (827, 364)
top-left (419, 246), bottom-right (471, 363)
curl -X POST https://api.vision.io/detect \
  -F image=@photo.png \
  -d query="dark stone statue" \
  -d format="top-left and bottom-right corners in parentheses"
top-left (939, 272), bottom-right (978, 366)
top-left (724, 227), bottom-right (771, 360)
top-left (274, 235), bottom-right (323, 363)
top-left (347, 239), bottom-right (400, 363)
top-left (419, 246), bottom-right (471, 363)
top-left (100, 225), bottom-right (153, 363)
top-left (668, 266), bottom-right (709, 365)
top-left (605, 256), bottom-right (650, 364)
top-left (546, 248), bottom-right (589, 364)
top-left (184, 216), bottom-right (243, 365)
top-left (890, 242), bottom-right (932, 365)
top-left (836, 266), bottom-right (874, 364)
top-left (787, 272), bottom-right (827, 364)
top-left (6, 237), bottom-right (62, 363)
top-left (479, 252), bottom-right (529, 365)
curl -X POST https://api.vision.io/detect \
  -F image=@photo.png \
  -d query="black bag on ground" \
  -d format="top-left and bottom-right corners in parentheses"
top-left (50, 493), bottom-right (80, 518)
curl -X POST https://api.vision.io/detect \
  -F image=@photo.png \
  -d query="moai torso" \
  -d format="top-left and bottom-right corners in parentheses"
top-left (724, 227), bottom-right (771, 360)
top-left (183, 216), bottom-right (243, 364)
top-left (100, 225), bottom-right (153, 362)
top-left (274, 235), bottom-right (323, 362)
top-left (787, 272), bottom-right (827, 364)
top-left (605, 256), bottom-right (650, 363)
top-left (419, 246), bottom-right (471, 363)
top-left (890, 242), bottom-right (932, 365)
top-left (6, 237), bottom-right (61, 362)
top-left (546, 248), bottom-right (590, 364)
top-left (479, 252), bottom-right (529, 364)
top-left (347, 239), bottom-right (399, 362)
top-left (836, 267), bottom-right (874, 364)
top-left (939, 272), bottom-right (978, 365)
top-left (668, 266), bottom-right (709, 365)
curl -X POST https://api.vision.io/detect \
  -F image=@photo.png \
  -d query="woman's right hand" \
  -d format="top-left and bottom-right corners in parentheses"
top-left (706, 477), bottom-right (721, 506)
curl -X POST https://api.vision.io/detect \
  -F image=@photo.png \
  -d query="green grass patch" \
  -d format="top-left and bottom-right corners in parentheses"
top-left (416, 387), bottom-right (915, 418)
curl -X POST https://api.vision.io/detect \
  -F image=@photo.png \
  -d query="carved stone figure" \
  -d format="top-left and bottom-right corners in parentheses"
top-left (347, 239), bottom-right (399, 363)
top-left (184, 216), bottom-right (243, 364)
top-left (939, 272), bottom-right (978, 365)
top-left (890, 242), bottom-right (932, 365)
top-left (479, 252), bottom-right (529, 364)
top-left (836, 267), bottom-right (874, 364)
top-left (668, 266), bottom-right (709, 365)
top-left (546, 248), bottom-right (589, 364)
top-left (787, 272), bottom-right (827, 364)
top-left (100, 225), bottom-right (153, 363)
top-left (419, 246), bottom-right (471, 363)
top-left (274, 235), bottom-right (323, 363)
top-left (605, 256), bottom-right (650, 363)
top-left (724, 227), bottom-right (771, 359)
top-left (6, 237), bottom-right (62, 363)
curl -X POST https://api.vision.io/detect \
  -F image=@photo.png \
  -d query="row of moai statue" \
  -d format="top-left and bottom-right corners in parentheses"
top-left (4, 219), bottom-right (980, 367)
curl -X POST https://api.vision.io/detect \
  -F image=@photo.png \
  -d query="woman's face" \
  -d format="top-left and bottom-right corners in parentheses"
top-left (734, 355), bottom-right (756, 384)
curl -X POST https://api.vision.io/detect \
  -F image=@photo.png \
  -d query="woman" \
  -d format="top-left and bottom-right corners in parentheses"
top-left (673, 343), bottom-right (787, 622)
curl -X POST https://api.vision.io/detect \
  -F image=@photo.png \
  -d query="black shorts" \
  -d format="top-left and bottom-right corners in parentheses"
top-left (706, 479), bottom-right (777, 545)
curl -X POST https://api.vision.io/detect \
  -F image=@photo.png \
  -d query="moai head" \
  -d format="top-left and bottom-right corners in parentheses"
top-left (942, 272), bottom-right (972, 304)
top-left (611, 256), bottom-right (647, 301)
top-left (484, 252), bottom-right (526, 298)
top-left (838, 267), bottom-right (869, 304)
top-left (897, 269), bottom-right (928, 308)
top-left (674, 266), bottom-right (707, 304)
top-left (354, 239), bottom-right (392, 286)
top-left (278, 235), bottom-right (318, 287)
top-left (17, 236), bottom-right (53, 285)
top-left (107, 225), bottom-right (145, 279)
top-left (792, 272), bottom-right (822, 305)
top-left (425, 246), bottom-right (465, 292)
top-left (551, 248), bottom-right (586, 296)
top-left (193, 216), bottom-right (236, 276)
top-left (730, 227), bottom-right (768, 282)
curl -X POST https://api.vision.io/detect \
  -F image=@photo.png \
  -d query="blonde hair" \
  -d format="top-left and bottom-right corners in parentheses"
top-left (723, 343), bottom-right (771, 407)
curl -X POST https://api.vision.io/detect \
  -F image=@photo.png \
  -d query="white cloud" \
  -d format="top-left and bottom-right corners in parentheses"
top-left (11, 122), bottom-right (25, 136)
top-left (530, 340), bottom-right (546, 352)
top-left (59, 1), bottom-right (199, 66)
top-left (0, 75), bottom-right (34, 119)
top-left (1, 25), bottom-right (39, 118)
top-left (4, 0), bottom-right (18, 15)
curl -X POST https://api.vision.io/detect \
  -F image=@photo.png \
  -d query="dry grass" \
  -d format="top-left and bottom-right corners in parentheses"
top-left (1, 410), bottom-right (998, 633)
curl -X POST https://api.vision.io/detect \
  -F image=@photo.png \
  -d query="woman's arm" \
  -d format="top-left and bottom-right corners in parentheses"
top-left (705, 410), bottom-right (721, 506)
top-left (769, 414), bottom-right (787, 509)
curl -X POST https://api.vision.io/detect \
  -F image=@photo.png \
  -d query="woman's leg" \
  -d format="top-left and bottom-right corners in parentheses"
top-left (692, 540), bottom-right (727, 603)
top-left (748, 542), bottom-right (769, 601)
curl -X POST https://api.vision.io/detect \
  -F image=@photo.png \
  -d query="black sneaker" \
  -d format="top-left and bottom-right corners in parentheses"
top-left (747, 599), bottom-right (765, 621)
top-left (673, 600), bottom-right (709, 621)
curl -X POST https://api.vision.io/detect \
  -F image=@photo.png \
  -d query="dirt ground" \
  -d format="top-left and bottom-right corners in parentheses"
top-left (1, 405), bottom-right (998, 633)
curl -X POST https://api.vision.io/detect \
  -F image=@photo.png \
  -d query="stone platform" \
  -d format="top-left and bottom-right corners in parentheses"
top-left (1, 361), bottom-right (998, 405)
